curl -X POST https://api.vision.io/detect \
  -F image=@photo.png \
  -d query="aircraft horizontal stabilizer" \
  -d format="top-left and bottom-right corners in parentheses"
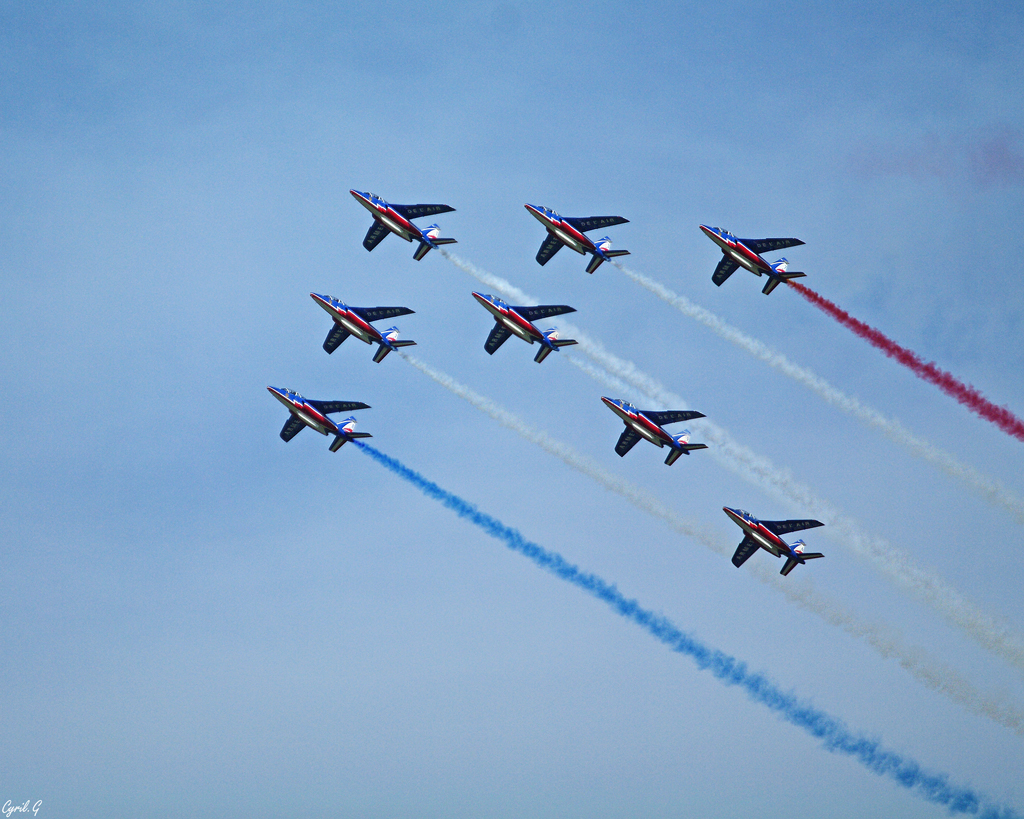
top-left (373, 340), bottom-right (416, 363)
top-left (762, 271), bottom-right (805, 295)
top-left (413, 242), bottom-right (432, 261)
top-left (780, 551), bottom-right (823, 576)
top-left (534, 346), bottom-right (553, 363)
top-left (664, 443), bottom-right (707, 465)
top-left (586, 255), bottom-right (605, 274)
top-left (329, 431), bottom-right (372, 452)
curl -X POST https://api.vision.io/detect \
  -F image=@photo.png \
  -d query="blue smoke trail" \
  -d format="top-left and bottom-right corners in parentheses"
top-left (354, 441), bottom-right (1017, 817)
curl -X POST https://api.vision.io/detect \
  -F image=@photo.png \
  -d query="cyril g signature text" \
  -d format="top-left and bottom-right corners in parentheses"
top-left (3, 802), bottom-right (41, 817)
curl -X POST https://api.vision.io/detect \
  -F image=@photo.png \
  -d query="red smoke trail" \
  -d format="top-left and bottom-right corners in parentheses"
top-left (789, 281), bottom-right (1024, 442)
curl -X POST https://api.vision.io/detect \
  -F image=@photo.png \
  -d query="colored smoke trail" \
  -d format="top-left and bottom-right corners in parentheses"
top-left (400, 352), bottom-right (1024, 735)
top-left (440, 250), bottom-right (1024, 675)
top-left (789, 281), bottom-right (1024, 443)
top-left (353, 440), bottom-right (1020, 816)
top-left (611, 262), bottom-right (1024, 525)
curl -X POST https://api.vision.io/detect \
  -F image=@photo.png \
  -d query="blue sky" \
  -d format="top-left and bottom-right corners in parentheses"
top-left (2, 2), bottom-right (1023, 816)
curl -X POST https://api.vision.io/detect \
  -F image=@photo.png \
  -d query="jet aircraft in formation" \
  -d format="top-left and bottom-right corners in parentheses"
top-left (699, 225), bottom-right (805, 295)
top-left (525, 204), bottom-right (630, 273)
top-left (267, 387), bottom-right (371, 452)
top-left (601, 397), bottom-right (707, 465)
top-left (276, 191), bottom-right (827, 574)
top-left (350, 190), bottom-right (457, 260)
top-left (472, 292), bottom-right (578, 363)
top-left (310, 293), bottom-right (417, 363)
top-left (723, 506), bottom-right (824, 576)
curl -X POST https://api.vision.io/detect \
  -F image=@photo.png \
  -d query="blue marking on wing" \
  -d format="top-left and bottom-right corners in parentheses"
top-left (564, 215), bottom-right (629, 232)
top-left (743, 237), bottom-right (804, 255)
top-left (761, 519), bottom-right (825, 536)
top-left (363, 221), bottom-right (390, 251)
top-left (280, 415), bottom-right (306, 442)
top-left (353, 306), bottom-right (415, 323)
top-left (712, 256), bottom-right (739, 286)
top-left (535, 232), bottom-right (563, 265)
top-left (517, 304), bottom-right (576, 322)
top-left (614, 427), bottom-right (641, 457)
top-left (643, 409), bottom-right (705, 426)
top-left (391, 203), bottom-right (455, 220)
top-left (731, 535), bottom-right (760, 568)
top-left (307, 399), bottom-right (371, 415)
top-left (484, 323), bottom-right (512, 355)
top-left (323, 324), bottom-right (351, 354)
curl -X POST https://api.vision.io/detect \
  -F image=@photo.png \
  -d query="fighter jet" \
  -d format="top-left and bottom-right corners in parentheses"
top-left (267, 386), bottom-right (371, 452)
top-left (699, 225), bottom-right (806, 294)
top-left (722, 507), bottom-right (824, 576)
top-left (310, 293), bottom-right (417, 363)
top-left (525, 204), bottom-right (630, 273)
top-left (601, 397), bottom-right (707, 465)
top-left (350, 190), bottom-right (456, 260)
top-left (472, 292), bottom-right (578, 363)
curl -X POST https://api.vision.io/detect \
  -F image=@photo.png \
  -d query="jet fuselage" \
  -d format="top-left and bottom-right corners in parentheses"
top-left (351, 190), bottom-right (419, 243)
top-left (525, 204), bottom-right (596, 256)
top-left (472, 292), bottom-right (544, 344)
top-left (699, 225), bottom-right (773, 276)
top-left (601, 397), bottom-right (674, 447)
top-left (723, 506), bottom-right (788, 558)
top-left (267, 387), bottom-right (339, 436)
top-left (310, 294), bottom-right (382, 345)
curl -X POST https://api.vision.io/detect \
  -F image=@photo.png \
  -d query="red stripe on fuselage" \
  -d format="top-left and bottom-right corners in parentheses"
top-left (502, 308), bottom-right (543, 341)
top-left (294, 402), bottom-right (338, 435)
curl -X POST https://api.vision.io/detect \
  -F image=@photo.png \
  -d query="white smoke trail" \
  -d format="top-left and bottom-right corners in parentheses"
top-left (439, 249), bottom-right (1024, 675)
top-left (399, 350), bottom-right (1024, 735)
top-left (612, 261), bottom-right (1024, 525)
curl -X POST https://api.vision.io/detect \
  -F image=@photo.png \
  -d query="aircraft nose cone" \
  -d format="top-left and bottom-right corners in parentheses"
top-left (310, 292), bottom-right (329, 304)
top-left (600, 396), bottom-right (618, 409)
top-left (699, 224), bottom-right (715, 237)
top-left (471, 291), bottom-right (491, 305)
top-left (350, 189), bottom-right (367, 199)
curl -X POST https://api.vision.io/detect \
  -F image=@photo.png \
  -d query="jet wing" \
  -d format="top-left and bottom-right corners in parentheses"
top-left (323, 323), bottom-right (351, 354)
top-left (614, 427), bottom-right (642, 457)
top-left (564, 216), bottom-right (629, 233)
top-left (760, 519), bottom-right (825, 536)
top-left (517, 304), bottom-right (576, 322)
top-left (391, 204), bottom-right (455, 220)
top-left (536, 232), bottom-right (563, 265)
top-left (484, 323), bottom-right (512, 355)
top-left (743, 238), bottom-right (805, 255)
top-left (352, 306), bottom-right (415, 323)
top-left (363, 221), bottom-right (390, 251)
top-left (307, 399), bottom-right (371, 415)
top-left (731, 536), bottom-right (761, 568)
top-left (280, 415), bottom-right (306, 442)
top-left (712, 257), bottom-right (739, 286)
top-left (643, 410), bottom-right (705, 427)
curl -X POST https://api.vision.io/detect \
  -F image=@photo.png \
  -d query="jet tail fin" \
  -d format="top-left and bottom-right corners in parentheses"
top-left (330, 431), bottom-right (372, 452)
top-left (762, 270), bottom-right (805, 295)
top-left (413, 236), bottom-right (457, 261)
top-left (372, 339), bottom-right (416, 363)
top-left (780, 552), bottom-right (824, 576)
top-left (664, 443), bottom-right (709, 465)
